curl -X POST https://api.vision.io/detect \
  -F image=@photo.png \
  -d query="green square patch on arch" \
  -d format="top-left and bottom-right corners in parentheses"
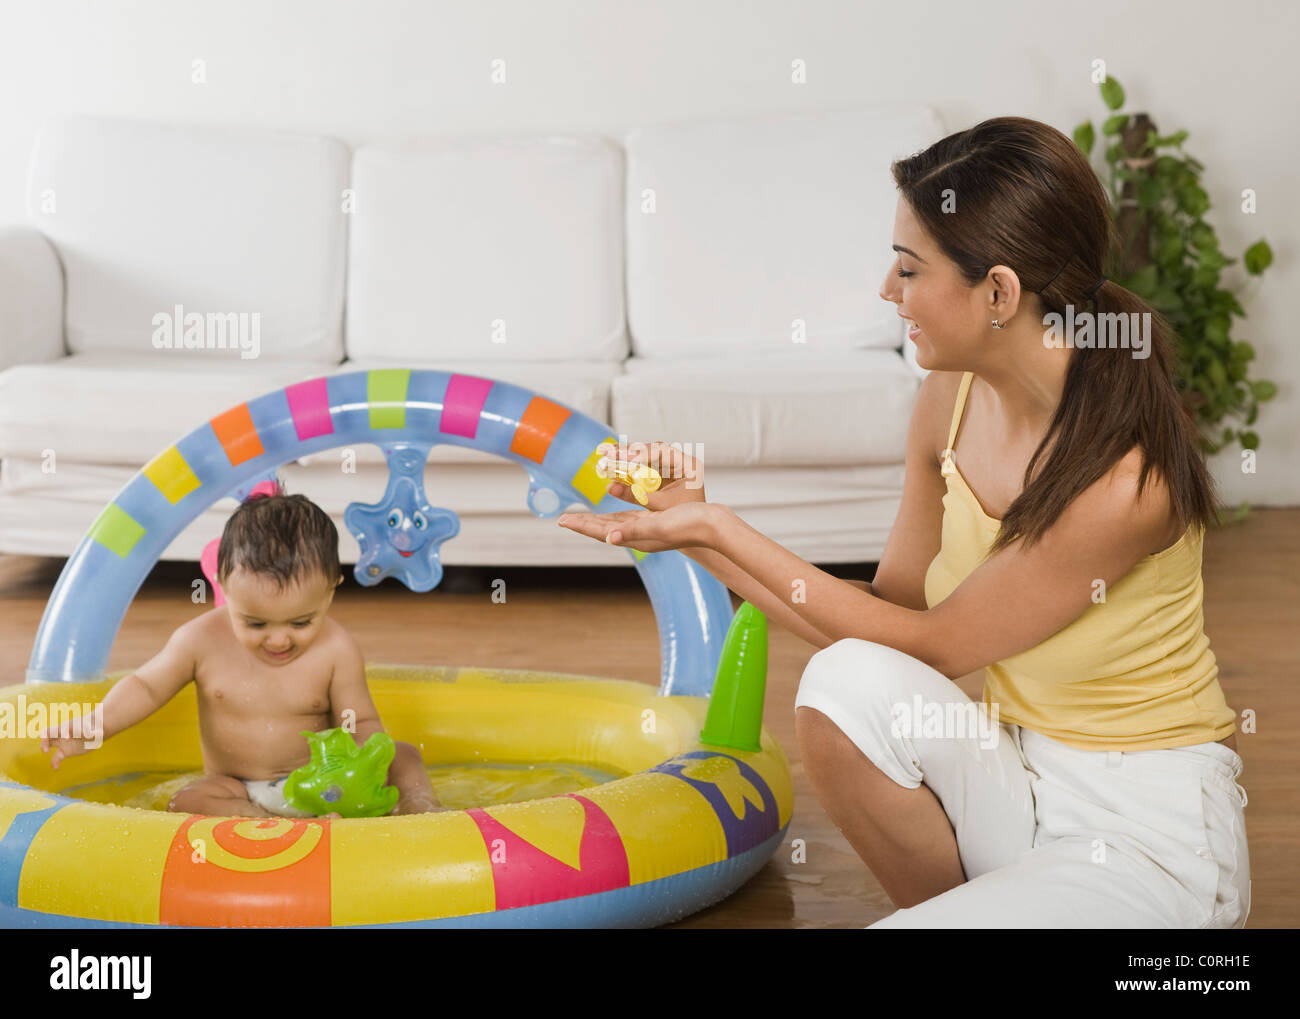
top-left (87, 503), bottom-right (146, 558)
top-left (368, 369), bottom-right (411, 430)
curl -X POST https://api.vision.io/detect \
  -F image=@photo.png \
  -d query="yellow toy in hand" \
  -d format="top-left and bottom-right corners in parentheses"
top-left (595, 454), bottom-right (662, 505)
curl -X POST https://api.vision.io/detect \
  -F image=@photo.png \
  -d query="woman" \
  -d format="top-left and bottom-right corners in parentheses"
top-left (557, 116), bottom-right (1249, 929)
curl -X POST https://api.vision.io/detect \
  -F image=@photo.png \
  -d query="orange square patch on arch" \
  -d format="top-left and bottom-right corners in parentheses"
top-left (210, 403), bottom-right (265, 466)
top-left (510, 397), bottom-right (571, 464)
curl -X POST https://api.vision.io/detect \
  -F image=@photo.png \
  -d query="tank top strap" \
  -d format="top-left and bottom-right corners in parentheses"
top-left (941, 372), bottom-right (975, 476)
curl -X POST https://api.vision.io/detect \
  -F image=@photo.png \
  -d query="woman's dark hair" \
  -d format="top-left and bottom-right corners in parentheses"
top-left (891, 115), bottom-right (1218, 552)
top-left (216, 483), bottom-right (341, 590)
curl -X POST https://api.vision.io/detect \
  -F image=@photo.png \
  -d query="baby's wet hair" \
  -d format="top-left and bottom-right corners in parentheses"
top-left (216, 482), bottom-right (341, 591)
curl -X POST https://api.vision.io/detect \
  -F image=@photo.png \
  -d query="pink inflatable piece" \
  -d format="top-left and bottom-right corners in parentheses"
top-left (200, 480), bottom-right (281, 607)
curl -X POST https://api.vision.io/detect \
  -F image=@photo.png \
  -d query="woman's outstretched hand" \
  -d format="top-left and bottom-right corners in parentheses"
top-left (558, 441), bottom-right (724, 553)
top-left (557, 501), bottom-right (723, 553)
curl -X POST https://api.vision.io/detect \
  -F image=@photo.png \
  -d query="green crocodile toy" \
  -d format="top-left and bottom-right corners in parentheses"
top-left (282, 728), bottom-right (401, 818)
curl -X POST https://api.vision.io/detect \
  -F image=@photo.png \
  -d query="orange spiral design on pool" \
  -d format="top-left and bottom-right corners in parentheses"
top-left (159, 816), bottom-right (332, 927)
top-left (186, 818), bottom-right (323, 873)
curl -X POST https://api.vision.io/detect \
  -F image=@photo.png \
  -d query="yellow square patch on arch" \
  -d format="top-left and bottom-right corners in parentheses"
top-left (143, 446), bottom-right (201, 504)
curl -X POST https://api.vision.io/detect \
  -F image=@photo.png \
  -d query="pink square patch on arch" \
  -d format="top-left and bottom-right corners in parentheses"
top-left (441, 374), bottom-right (494, 438)
top-left (285, 377), bottom-right (335, 441)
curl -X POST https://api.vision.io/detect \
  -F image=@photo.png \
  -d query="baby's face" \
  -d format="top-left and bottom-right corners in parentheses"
top-left (221, 568), bottom-right (341, 667)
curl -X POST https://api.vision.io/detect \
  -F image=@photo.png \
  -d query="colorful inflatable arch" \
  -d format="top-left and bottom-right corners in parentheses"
top-left (2, 369), bottom-right (792, 927)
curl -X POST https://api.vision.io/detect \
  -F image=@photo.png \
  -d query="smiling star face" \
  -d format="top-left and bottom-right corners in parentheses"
top-left (344, 466), bottom-right (460, 593)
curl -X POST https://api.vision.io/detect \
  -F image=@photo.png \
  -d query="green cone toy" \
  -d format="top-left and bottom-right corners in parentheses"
top-left (700, 601), bottom-right (768, 752)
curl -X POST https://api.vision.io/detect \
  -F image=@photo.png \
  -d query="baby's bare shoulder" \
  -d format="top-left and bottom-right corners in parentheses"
top-left (318, 615), bottom-right (358, 648)
top-left (176, 610), bottom-right (237, 673)
top-left (173, 608), bottom-right (229, 653)
top-left (317, 616), bottom-right (364, 667)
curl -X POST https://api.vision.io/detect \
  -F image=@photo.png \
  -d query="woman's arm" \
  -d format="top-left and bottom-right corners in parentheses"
top-left (568, 375), bottom-right (958, 652)
top-left (561, 376), bottom-right (1170, 677)
top-left (584, 440), bottom-right (841, 646)
top-left (681, 370), bottom-right (951, 645)
top-left (681, 546), bottom-right (837, 648)
top-left (566, 373), bottom-right (951, 646)
top-left (708, 447), bottom-right (1174, 678)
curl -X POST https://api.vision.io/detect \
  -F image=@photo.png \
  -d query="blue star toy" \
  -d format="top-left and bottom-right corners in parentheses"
top-left (344, 443), bottom-right (460, 592)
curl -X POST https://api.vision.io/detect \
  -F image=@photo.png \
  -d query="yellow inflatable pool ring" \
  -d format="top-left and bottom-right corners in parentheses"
top-left (1, 665), bottom-right (792, 927)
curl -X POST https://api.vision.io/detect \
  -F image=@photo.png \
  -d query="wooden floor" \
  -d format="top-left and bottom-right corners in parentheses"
top-left (1, 507), bottom-right (1296, 928)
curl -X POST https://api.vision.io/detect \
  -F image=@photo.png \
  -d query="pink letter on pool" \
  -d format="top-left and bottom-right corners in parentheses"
top-left (286, 378), bottom-right (334, 441)
top-left (442, 375), bottom-right (493, 438)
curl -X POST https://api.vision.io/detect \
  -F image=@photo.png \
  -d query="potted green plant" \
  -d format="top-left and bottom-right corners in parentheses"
top-left (1072, 76), bottom-right (1276, 462)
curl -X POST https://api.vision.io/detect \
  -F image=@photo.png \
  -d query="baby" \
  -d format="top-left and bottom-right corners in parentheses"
top-left (41, 488), bottom-right (441, 818)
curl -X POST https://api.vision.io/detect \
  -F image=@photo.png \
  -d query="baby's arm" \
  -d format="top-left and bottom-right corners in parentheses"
top-left (41, 627), bottom-right (196, 769)
top-left (328, 634), bottom-right (441, 812)
top-left (327, 633), bottom-right (384, 742)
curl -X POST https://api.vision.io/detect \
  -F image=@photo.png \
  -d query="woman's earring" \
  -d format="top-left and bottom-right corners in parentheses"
top-left (991, 319), bottom-right (1005, 330)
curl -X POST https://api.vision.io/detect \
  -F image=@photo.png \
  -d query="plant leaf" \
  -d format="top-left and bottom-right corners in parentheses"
top-left (1189, 222), bottom-right (1216, 250)
top-left (1073, 121), bottom-right (1096, 157)
top-left (1177, 182), bottom-right (1210, 216)
top-left (1243, 240), bottom-right (1273, 275)
top-left (1100, 77), bottom-right (1125, 110)
top-left (1137, 178), bottom-right (1165, 210)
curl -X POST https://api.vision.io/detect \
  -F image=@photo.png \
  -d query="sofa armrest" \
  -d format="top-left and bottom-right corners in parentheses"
top-left (0, 226), bottom-right (64, 372)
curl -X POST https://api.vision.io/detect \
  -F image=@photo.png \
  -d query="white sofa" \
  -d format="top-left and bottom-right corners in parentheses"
top-left (0, 108), bottom-right (938, 568)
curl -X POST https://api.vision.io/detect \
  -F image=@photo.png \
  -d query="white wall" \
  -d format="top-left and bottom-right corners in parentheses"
top-left (0, 0), bottom-right (1294, 504)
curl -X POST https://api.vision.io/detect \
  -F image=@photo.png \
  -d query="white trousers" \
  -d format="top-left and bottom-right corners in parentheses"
top-left (794, 638), bottom-right (1251, 929)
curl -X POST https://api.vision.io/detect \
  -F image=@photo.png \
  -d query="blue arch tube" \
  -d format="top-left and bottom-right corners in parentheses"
top-left (26, 369), bottom-right (733, 695)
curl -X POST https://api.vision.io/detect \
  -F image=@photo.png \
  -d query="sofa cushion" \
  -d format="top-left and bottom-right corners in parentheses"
top-left (0, 352), bottom-right (340, 466)
top-left (26, 116), bottom-right (349, 361)
top-left (345, 137), bottom-right (627, 363)
top-left (612, 350), bottom-right (918, 466)
top-left (624, 106), bottom-right (944, 358)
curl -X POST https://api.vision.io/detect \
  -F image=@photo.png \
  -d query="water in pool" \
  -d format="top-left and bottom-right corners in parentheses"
top-left (61, 761), bottom-right (623, 812)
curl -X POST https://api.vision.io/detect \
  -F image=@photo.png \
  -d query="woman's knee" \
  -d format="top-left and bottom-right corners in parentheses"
top-left (795, 704), bottom-right (862, 767)
top-left (798, 637), bottom-right (944, 706)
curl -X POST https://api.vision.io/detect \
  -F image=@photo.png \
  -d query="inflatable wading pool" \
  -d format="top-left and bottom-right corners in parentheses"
top-left (1, 369), bottom-right (793, 927)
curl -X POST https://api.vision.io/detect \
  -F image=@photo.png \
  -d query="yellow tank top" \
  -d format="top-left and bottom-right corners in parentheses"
top-left (923, 371), bottom-right (1237, 751)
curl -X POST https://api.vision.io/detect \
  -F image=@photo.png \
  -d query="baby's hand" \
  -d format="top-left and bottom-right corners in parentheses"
top-left (40, 715), bottom-right (102, 770)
